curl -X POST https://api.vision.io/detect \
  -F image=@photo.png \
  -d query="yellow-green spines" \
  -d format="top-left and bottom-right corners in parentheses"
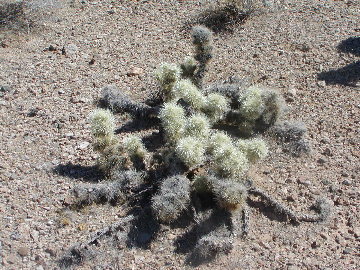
top-left (239, 86), bottom-right (264, 121)
top-left (89, 109), bottom-right (116, 152)
top-left (123, 135), bottom-right (147, 159)
top-left (155, 63), bottom-right (181, 100)
top-left (180, 56), bottom-right (197, 77)
top-left (203, 93), bottom-right (229, 122)
top-left (260, 88), bottom-right (283, 126)
top-left (184, 114), bottom-right (211, 139)
top-left (237, 138), bottom-right (268, 163)
top-left (175, 79), bottom-right (206, 109)
top-left (159, 103), bottom-right (186, 143)
top-left (212, 179), bottom-right (247, 211)
top-left (90, 109), bottom-right (115, 137)
top-left (207, 131), bottom-right (233, 154)
top-left (175, 136), bottom-right (206, 168)
top-left (213, 144), bottom-right (249, 179)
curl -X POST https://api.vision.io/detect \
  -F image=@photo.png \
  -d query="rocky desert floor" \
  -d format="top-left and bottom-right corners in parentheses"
top-left (0, 0), bottom-right (359, 269)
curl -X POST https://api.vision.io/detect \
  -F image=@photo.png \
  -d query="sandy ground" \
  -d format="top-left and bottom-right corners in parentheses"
top-left (0, 0), bottom-right (359, 269)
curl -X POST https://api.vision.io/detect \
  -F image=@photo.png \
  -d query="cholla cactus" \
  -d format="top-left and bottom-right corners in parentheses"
top-left (89, 109), bottom-right (116, 152)
top-left (208, 131), bottom-right (233, 154)
top-left (213, 144), bottom-right (249, 179)
top-left (175, 79), bottom-right (206, 109)
top-left (239, 86), bottom-right (264, 121)
top-left (184, 114), bottom-right (211, 139)
top-left (203, 93), bottom-right (230, 123)
top-left (65, 25), bottom-right (331, 268)
top-left (175, 136), bottom-right (206, 168)
top-left (155, 63), bottom-right (181, 101)
top-left (123, 135), bottom-right (147, 159)
top-left (180, 56), bottom-right (197, 78)
top-left (237, 138), bottom-right (268, 163)
top-left (212, 179), bottom-right (248, 210)
top-left (159, 103), bottom-right (186, 143)
top-left (151, 175), bottom-right (191, 223)
top-left (192, 26), bottom-right (213, 87)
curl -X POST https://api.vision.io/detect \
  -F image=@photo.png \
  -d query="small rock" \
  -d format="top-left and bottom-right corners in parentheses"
top-left (0, 100), bottom-right (8, 106)
top-left (258, 241), bottom-right (271, 249)
top-left (343, 248), bottom-right (352, 254)
top-left (311, 241), bottom-right (320, 248)
top-left (321, 179), bottom-right (331, 185)
top-left (322, 148), bottom-right (332, 156)
top-left (342, 179), bottom-right (352, 186)
top-left (27, 108), bottom-right (39, 117)
top-left (127, 67), bottom-right (143, 77)
top-left (298, 178), bottom-right (311, 187)
top-left (286, 87), bottom-right (297, 102)
top-left (65, 132), bottom-right (74, 138)
top-left (317, 80), bottom-right (326, 88)
top-left (78, 141), bottom-right (90, 150)
top-left (6, 254), bottom-right (17, 264)
top-left (62, 44), bottom-right (78, 56)
top-left (48, 45), bottom-right (56, 51)
top-left (107, 10), bottom-right (115, 14)
top-left (18, 247), bottom-right (29, 257)
top-left (44, 248), bottom-right (56, 257)
top-left (320, 138), bottom-right (330, 144)
top-left (317, 158), bottom-right (327, 165)
top-left (30, 230), bottom-right (39, 242)
top-left (0, 85), bottom-right (12, 97)
top-left (320, 233), bottom-right (328, 240)
top-left (0, 85), bottom-right (11, 93)
top-left (353, 228), bottom-right (360, 238)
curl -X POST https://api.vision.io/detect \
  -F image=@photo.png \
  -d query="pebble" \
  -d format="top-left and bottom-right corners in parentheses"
top-left (44, 248), bottom-right (56, 257)
top-left (286, 87), bottom-right (297, 102)
top-left (48, 45), bottom-right (56, 51)
top-left (322, 148), bottom-right (332, 156)
top-left (18, 247), bottom-right (30, 257)
top-left (320, 233), bottom-right (328, 240)
top-left (343, 248), bottom-right (352, 254)
top-left (31, 230), bottom-right (39, 242)
top-left (78, 141), bottom-right (90, 150)
top-left (342, 179), bottom-right (351, 186)
top-left (6, 254), bottom-right (17, 264)
top-left (127, 67), bottom-right (143, 77)
top-left (317, 80), bottom-right (326, 87)
top-left (63, 44), bottom-right (78, 56)
top-left (36, 265), bottom-right (44, 270)
top-left (0, 85), bottom-right (11, 94)
top-left (317, 158), bottom-right (327, 165)
top-left (27, 108), bottom-right (39, 117)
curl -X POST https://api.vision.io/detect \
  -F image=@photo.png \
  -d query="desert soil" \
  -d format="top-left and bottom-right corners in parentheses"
top-left (0, 0), bottom-right (359, 269)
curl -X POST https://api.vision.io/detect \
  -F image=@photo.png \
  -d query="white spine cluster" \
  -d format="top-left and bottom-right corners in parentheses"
top-left (123, 135), bottom-right (147, 159)
top-left (89, 109), bottom-right (116, 152)
top-left (175, 79), bottom-right (206, 109)
top-left (175, 136), bottom-right (206, 168)
top-left (237, 138), bottom-right (268, 163)
top-left (155, 63), bottom-right (181, 100)
top-left (203, 93), bottom-right (230, 123)
top-left (184, 113), bottom-right (211, 139)
top-left (159, 103), bottom-right (186, 143)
